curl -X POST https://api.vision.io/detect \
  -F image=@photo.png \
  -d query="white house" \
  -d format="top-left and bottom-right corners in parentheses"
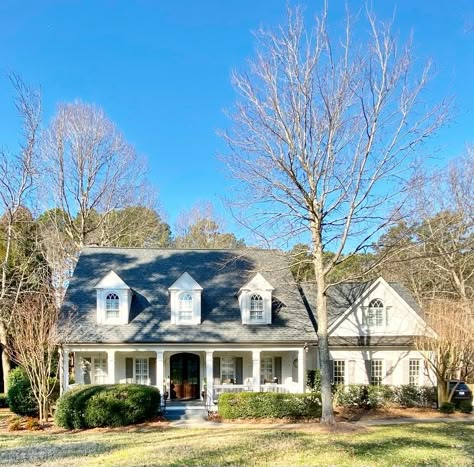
top-left (59, 247), bottom-right (435, 406)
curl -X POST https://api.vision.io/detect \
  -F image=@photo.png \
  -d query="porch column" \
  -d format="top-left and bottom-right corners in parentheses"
top-left (62, 348), bottom-right (69, 393)
top-left (298, 347), bottom-right (306, 393)
top-left (107, 350), bottom-right (116, 384)
top-left (252, 350), bottom-right (261, 392)
top-left (205, 350), bottom-right (213, 405)
top-left (156, 350), bottom-right (164, 395)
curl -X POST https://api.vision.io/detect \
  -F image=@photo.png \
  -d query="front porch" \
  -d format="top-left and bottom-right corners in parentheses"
top-left (61, 346), bottom-right (309, 404)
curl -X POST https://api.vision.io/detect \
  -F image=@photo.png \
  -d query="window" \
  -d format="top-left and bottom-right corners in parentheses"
top-left (221, 357), bottom-right (235, 383)
top-left (371, 360), bottom-right (383, 386)
top-left (250, 294), bottom-right (264, 321)
top-left (261, 357), bottom-right (273, 383)
top-left (135, 358), bottom-right (149, 385)
top-left (367, 299), bottom-right (384, 328)
top-left (333, 360), bottom-right (345, 385)
top-left (409, 359), bottom-right (421, 386)
top-left (179, 293), bottom-right (193, 321)
top-left (105, 293), bottom-right (120, 319)
top-left (93, 357), bottom-right (107, 384)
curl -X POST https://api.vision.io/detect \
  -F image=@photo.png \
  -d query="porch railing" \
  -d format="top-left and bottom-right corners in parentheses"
top-left (213, 383), bottom-right (289, 400)
top-left (260, 384), bottom-right (289, 394)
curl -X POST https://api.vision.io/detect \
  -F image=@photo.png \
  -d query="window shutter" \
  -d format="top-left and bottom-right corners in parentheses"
top-left (83, 357), bottom-right (91, 385)
top-left (361, 307), bottom-right (367, 328)
top-left (385, 360), bottom-right (393, 385)
top-left (274, 357), bottom-right (282, 384)
top-left (125, 357), bottom-right (133, 382)
top-left (213, 357), bottom-right (221, 385)
top-left (364, 359), bottom-right (371, 384)
top-left (386, 306), bottom-right (391, 327)
top-left (329, 359), bottom-right (334, 384)
top-left (235, 357), bottom-right (243, 384)
top-left (403, 359), bottom-right (409, 385)
top-left (348, 360), bottom-right (356, 385)
top-left (149, 357), bottom-right (157, 386)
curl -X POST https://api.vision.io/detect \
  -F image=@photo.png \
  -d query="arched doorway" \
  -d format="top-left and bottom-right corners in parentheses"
top-left (170, 353), bottom-right (200, 400)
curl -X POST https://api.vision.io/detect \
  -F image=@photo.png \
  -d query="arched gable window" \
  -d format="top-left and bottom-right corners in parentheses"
top-left (106, 292), bottom-right (120, 318)
top-left (250, 294), bottom-right (264, 321)
top-left (179, 293), bottom-right (193, 321)
top-left (368, 299), bottom-right (385, 328)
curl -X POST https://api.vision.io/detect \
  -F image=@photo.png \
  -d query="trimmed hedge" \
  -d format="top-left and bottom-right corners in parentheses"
top-left (7, 368), bottom-right (38, 416)
top-left (458, 400), bottom-right (473, 414)
top-left (55, 384), bottom-right (161, 429)
top-left (218, 392), bottom-right (321, 420)
top-left (335, 384), bottom-right (436, 409)
top-left (439, 401), bottom-right (455, 414)
top-left (0, 393), bottom-right (7, 408)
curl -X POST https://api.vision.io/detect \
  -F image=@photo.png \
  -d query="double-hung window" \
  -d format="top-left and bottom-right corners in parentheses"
top-left (260, 357), bottom-right (273, 383)
top-left (371, 360), bottom-right (383, 386)
top-left (221, 357), bottom-right (235, 383)
top-left (333, 360), bottom-right (345, 385)
top-left (179, 293), bottom-right (193, 321)
top-left (409, 359), bottom-right (421, 386)
top-left (93, 356), bottom-right (107, 384)
top-left (250, 294), bottom-right (264, 321)
top-left (367, 299), bottom-right (385, 328)
top-left (106, 292), bottom-right (120, 319)
top-left (135, 358), bottom-right (149, 385)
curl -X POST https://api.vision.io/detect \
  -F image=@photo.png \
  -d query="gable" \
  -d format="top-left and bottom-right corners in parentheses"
top-left (169, 271), bottom-right (203, 291)
top-left (329, 278), bottom-right (428, 337)
top-left (94, 270), bottom-right (130, 290)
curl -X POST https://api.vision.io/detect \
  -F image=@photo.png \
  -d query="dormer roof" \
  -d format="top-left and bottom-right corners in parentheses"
top-left (94, 270), bottom-right (130, 290)
top-left (168, 271), bottom-right (203, 291)
top-left (239, 273), bottom-right (274, 293)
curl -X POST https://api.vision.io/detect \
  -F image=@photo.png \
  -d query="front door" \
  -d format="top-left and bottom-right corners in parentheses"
top-left (170, 353), bottom-right (200, 400)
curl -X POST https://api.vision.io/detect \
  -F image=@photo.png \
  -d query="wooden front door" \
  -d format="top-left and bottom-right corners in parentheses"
top-left (170, 353), bottom-right (200, 400)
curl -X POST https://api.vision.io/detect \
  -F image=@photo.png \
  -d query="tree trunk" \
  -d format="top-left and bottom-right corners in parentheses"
top-left (0, 324), bottom-right (10, 392)
top-left (312, 227), bottom-right (335, 425)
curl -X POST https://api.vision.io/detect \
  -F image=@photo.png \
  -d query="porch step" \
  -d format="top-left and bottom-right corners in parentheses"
top-left (165, 404), bottom-right (208, 421)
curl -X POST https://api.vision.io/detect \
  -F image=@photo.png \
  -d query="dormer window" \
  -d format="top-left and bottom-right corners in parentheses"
top-left (368, 299), bottom-right (385, 328)
top-left (250, 294), bottom-right (264, 321)
top-left (105, 293), bottom-right (120, 319)
top-left (179, 293), bottom-right (193, 321)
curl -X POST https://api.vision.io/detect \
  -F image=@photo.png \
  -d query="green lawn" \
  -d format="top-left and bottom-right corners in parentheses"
top-left (0, 422), bottom-right (472, 466)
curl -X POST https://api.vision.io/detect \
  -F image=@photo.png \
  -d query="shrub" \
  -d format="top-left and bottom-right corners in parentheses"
top-left (7, 368), bottom-right (38, 416)
top-left (439, 401), bottom-right (455, 414)
top-left (336, 385), bottom-right (369, 408)
top-left (218, 392), bottom-right (321, 420)
top-left (393, 385), bottom-right (423, 408)
top-left (8, 416), bottom-right (22, 431)
top-left (0, 393), bottom-right (8, 408)
top-left (367, 385), bottom-right (394, 409)
top-left (25, 417), bottom-right (41, 431)
top-left (307, 370), bottom-right (321, 392)
top-left (55, 384), bottom-right (161, 429)
top-left (458, 400), bottom-right (473, 414)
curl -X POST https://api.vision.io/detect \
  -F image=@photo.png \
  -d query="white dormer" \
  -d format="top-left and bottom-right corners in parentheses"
top-left (94, 270), bottom-right (132, 325)
top-left (239, 273), bottom-right (274, 325)
top-left (168, 272), bottom-right (203, 325)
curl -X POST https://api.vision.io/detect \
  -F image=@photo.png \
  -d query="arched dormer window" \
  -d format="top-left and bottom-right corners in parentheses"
top-left (179, 293), bottom-right (193, 321)
top-left (250, 294), bottom-right (264, 321)
top-left (368, 299), bottom-right (385, 328)
top-left (106, 293), bottom-right (120, 319)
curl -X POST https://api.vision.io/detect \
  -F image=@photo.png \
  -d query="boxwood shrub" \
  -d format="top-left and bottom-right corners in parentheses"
top-left (55, 384), bottom-right (161, 429)
top-left (218, 392), bottom-right (321, 420)
top-left (7, 367), bottom-right (38, 416)
top-left (439, 401), bottom-right (455, 414)
top-left (0, 393), bottom-right (8, 408)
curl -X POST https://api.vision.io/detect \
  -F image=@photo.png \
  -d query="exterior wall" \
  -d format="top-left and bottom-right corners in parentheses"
top-left (331, 280), bottom-right (426, 338)
top-left (328, 347), bottom-right (436, 386)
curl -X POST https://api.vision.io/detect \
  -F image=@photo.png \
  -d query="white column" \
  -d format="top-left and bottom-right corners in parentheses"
top-left (298, 348), bottom-right (306, 393)
top-left (156, 350), bottom-right (164, 396)
top-left (107, 350), bottom-right (116, 384)
top-left (252, 350), bottom-right (261, 392)
top-left (206, 350), bottom-right (214, 405)
top-left (63, 349), bottom-right (70, 393)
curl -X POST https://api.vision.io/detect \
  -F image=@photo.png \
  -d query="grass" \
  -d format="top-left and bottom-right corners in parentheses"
top-left (0, 422), bottom-right (472, 466)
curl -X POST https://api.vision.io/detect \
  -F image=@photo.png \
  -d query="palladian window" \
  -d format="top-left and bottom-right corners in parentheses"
top-left (250, 294), bottom-right (264, 321)
top-left (179, 293), bottom-right (193, 321)
top-left (105, 293), bottom-right (120, 319)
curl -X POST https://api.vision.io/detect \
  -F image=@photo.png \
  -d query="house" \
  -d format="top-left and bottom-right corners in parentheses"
top-left (60, 247), bottom-right (435, 405)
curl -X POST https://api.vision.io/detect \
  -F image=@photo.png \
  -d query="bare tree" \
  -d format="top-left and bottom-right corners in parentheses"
top-left (221, 6), bottom-right (447, 424)
top-left (415, 299), bottom-right (473, 403)
top-left (0, 74), bottom-right (41, 392)
top-left (40, 101), bottom-right (158, 263)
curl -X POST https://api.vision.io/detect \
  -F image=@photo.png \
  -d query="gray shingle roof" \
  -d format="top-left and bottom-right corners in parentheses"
top-left (62, 247), bottom-right (318, 344)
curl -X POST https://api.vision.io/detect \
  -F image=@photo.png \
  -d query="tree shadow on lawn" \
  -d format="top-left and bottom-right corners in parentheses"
top-left (0, 440), bottom-right (119, 465)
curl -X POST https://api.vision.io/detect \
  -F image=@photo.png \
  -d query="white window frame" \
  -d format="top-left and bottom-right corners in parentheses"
top-left (250, 294), bottom-right (264, 322)
top-left (92, 356), bottom-right (108, 384)
top-left (221, 357), bottom-right (236, 383)
top-left (105, 292), bottom-right (120, 319)
top-left (367, 299), bottom-right (385, 329)
top-left (371, 359), bottom-right (384, 386)
top-left (261, 356), bottom-right (274, 383)
top-left (134, 357), bottom-right (150, 385)
top-left (333, 360), bottom-right (345, 385)
top-left (178, 292), bottom-right (193, 322)
top-left (409, 359), bottom-right (421, 386)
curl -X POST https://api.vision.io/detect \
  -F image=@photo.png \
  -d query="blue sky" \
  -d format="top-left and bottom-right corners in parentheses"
top-left (1, 1), bottom-right (473, 236)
